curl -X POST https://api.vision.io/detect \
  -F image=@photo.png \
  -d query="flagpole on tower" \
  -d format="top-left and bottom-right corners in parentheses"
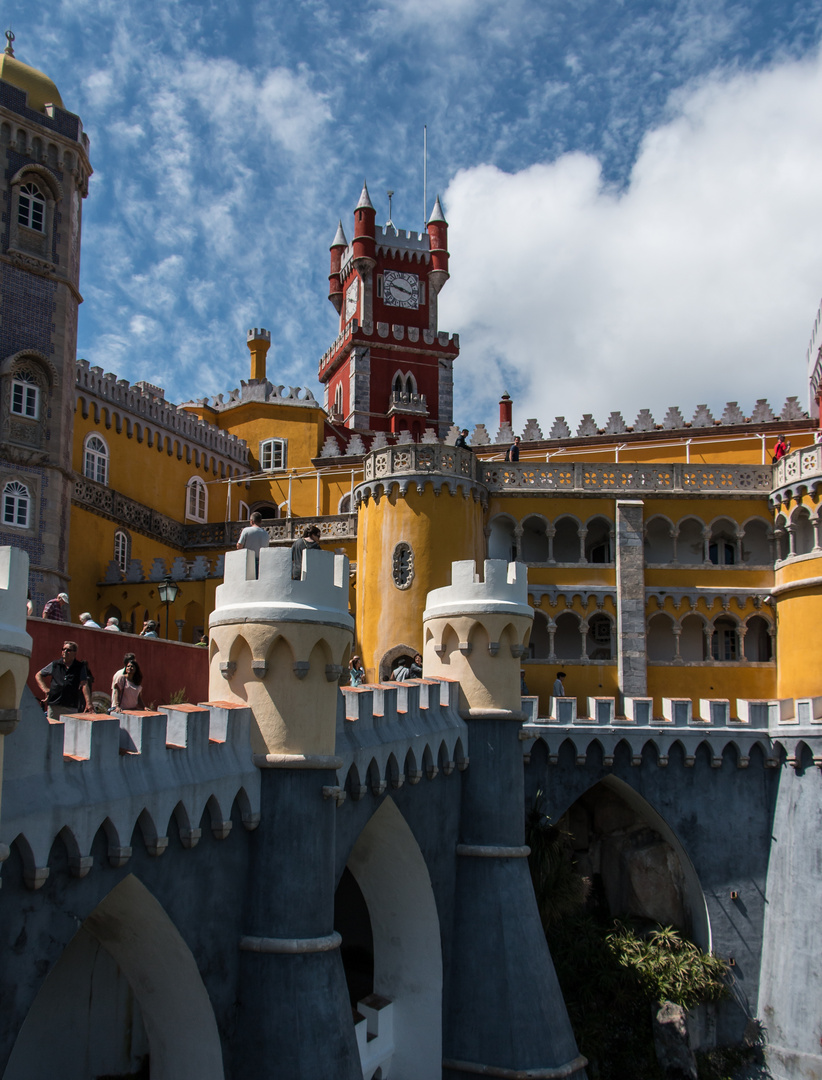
top-left (423, 124), bottom-right (427, 231)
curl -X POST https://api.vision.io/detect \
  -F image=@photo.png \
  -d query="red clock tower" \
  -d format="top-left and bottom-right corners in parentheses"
top-left (319, 182), bottom-right (459, 438)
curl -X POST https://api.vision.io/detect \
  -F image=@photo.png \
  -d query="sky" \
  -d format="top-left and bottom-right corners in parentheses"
top-left (13, 0), bottom-right (822, 436)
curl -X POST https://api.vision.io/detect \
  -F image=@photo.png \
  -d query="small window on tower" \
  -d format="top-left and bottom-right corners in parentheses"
top-left (11, 371), bottom-right (40, 419)
top-left (419, 282), bottom-right (425, 305)
top-left (377, 275), bottom-right (384, 299)
top-left (260, 438), bottom-right (287, 471)
top-left (392, 542), bottom-right (414, 590)
top-left (18, 182), bottom-right (45, 232)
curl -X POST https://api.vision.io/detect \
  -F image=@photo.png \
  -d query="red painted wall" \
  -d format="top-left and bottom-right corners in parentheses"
top-left (26, 618), bottom-right (209, 711)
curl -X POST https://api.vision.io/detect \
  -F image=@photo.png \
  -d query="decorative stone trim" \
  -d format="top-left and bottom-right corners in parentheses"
top-left (456, 844), bottom-right (530, 858)
top-left (482, 462), bottom-right (773, 496)
top-left (239, 931), bottom-right (342, 954)
top-left (253, 752), bottom-right (344, 770)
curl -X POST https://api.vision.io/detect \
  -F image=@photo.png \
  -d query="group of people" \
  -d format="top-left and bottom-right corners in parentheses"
top-left (236, 511), bottom-right (323, 582)
top-left (39, 591), bottom-right (160, 637)
top-left (35, 646), bottom-right (145, 719)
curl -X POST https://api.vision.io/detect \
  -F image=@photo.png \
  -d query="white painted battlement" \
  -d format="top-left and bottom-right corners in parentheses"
top-left (523, 695), bottom-right (822, 769)
top-left (210, 548), bottom-right (354, 631)
top-left (423, 560), bottom-right (532, 621)
top-left (1, 696), bottom-right (261, 888)
top-left (247, 327), bottom-right (271, 341)
top-left (0, 547), bottom-right (32, 659)
top-left (335, 678), bottom-right (468, 798)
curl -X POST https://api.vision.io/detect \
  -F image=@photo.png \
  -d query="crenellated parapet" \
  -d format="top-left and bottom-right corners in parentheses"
top-left (523, 694), bottom-right (822, 769)
top-left (209, 548), bottom-right (354, 758)
top-left (334, 678), bottom-right (468, 801)
top-left (423, 560), bottom-right (533, 715)
top-left (75, 359), bottom-right (249, 468)
top-left (468, 396), bottom-right (809, 449)
top-left (0, 698), bottom-right (260, 889)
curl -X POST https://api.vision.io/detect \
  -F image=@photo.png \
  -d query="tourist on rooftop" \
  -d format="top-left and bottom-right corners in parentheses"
top-left (42, 592), bottom-right (69, 621)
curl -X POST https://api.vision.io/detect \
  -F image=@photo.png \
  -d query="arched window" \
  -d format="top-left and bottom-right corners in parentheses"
top-left (114, 529), bottom-right (131, 574)
top-left (2, 481), bottom-right (30, 528)
top-left (711, 616), bottom-right (738, 661)
top-left (586, 613), bottom-right (613, 659)
top-left (237, 500), bottom-right (250, 521)
top-left (11, 369), bottom-right (40, 419)
top-left (392, 542), bottom-right (414, 589)
top-left (709, 518), bottom-right (738, 565)
top-left (488, 516), bottom-right (517, 561)
top-left (18, 182), bottom-right (45, 231)
top-left (334, 383), bottom-right (343, 415)
top-left (744, 615), bottom-right (773, 661)
top-left (585, 516), bottom-right (612, 563)
top-left (520, 516), bottom-right (550, 562)
top-left (83, 434), bottom-right (109, 485)
top-left (645, 516), bottom-right (674, 564)
top-left (393, 374), bottom-right (404, 395)
top-left (186, 477), bottom-right (207, 521)
top-left (553, 516), bottom-right (581, 563)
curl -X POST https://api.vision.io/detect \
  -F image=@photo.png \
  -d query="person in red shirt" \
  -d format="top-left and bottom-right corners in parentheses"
top-left (773, 435), bottom-right (790, 462)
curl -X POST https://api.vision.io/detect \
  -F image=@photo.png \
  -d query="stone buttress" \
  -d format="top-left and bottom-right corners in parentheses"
top-left (209, 546), bottom-right (361, 1078)
top-left (423, 559), bottom-right (587, 1080)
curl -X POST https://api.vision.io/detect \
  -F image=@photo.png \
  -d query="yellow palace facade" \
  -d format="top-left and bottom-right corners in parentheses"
top-left (2, 40), bottom-right (821, 720)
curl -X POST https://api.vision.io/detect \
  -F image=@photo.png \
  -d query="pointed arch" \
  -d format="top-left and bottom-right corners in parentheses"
top-left (343, 798), bottom-right (442, 1078)
top-left (3, 874), bottom-right (224, 1080)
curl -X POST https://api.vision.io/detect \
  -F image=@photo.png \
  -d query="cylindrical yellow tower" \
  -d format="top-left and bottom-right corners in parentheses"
top-left (770, 447), bottom-right (822, 700)
top-left (355, 442), bottom-right (486, 681)
top-left (208, 546), bottom-right (353, 759)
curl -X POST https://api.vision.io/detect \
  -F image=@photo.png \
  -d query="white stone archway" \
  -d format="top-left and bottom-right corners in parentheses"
top-left (4, 874), bottom-right (224, 1080)
top-left (346, 797), bottom-right (442, 1079)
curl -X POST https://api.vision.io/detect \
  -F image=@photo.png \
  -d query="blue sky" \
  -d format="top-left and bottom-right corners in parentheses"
top-left (13, 0), bottom-right (822, 435)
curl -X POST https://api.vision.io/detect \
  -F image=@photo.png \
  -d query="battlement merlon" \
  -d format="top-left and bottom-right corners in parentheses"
top-left (423, 560), bottom-right (532, 622)
top-left (210, 548), bottom-right (354, 633)
top-left (0, 548), bottom-right (33, 661)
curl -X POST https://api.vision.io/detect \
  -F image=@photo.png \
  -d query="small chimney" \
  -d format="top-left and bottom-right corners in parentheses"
top-left (499, 392), bottom-right (512, 428)
top-left (247, 328), bottom-right (271, 382)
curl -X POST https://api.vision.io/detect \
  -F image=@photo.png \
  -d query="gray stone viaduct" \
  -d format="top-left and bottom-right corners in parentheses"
top-left (0, 546), bottom-right (818, 1079)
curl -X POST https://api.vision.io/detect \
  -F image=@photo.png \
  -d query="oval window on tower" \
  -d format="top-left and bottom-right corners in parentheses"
top-left (392, 542), bottom-right (414, 590)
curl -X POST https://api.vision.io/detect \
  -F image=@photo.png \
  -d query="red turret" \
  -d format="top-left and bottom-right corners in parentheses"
top-left (426, 195), bottom-right (449, 286)
top-left (328, 220), bottom-right (347, 314)
top-left (499, 392), bottom-right (512, 428)
top-left (352, 181), bottom-right (376, 268)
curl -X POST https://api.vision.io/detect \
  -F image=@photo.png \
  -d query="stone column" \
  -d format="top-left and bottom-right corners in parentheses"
top-left (423, 561), bottom-right (586, 1080)
top-left (209, 547), bottom-right (360, 1079)
top-left (616, 499), bottom-right (647, 703)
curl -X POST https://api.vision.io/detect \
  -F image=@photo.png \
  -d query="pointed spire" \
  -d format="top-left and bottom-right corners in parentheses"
top-left (356, 181), bottom-right (374, 211)
top-left (428, 195), bottom-right (446, 224)
top-left (330, 220), bottom-right (347, 248)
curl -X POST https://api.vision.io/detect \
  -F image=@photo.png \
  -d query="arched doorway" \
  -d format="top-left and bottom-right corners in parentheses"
top-left (557, 775), bottom-right (710, 950)
top-left (4, 874), bottom-right (224, 1080)
top-left (337, 797), bottom-right (442, 1078)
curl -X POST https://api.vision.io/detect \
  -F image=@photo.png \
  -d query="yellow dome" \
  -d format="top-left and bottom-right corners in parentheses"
top-left (0, 47), bottom-right (63, 113)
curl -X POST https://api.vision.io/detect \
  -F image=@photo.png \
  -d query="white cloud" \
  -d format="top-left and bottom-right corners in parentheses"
top-left (440, 48), bottom-right (822, 434)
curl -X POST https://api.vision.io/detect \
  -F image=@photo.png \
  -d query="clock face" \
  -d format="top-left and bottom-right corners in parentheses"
top-left (345, 278), bottom-right (359, 322)
top-left (384, 270), bottom-right (419, 309)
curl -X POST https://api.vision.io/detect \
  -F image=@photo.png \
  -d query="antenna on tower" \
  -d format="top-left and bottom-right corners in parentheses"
top-left (423, 125), bottom-right (428, 232)
top-left (386, 189), bottom-right (395, 232)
